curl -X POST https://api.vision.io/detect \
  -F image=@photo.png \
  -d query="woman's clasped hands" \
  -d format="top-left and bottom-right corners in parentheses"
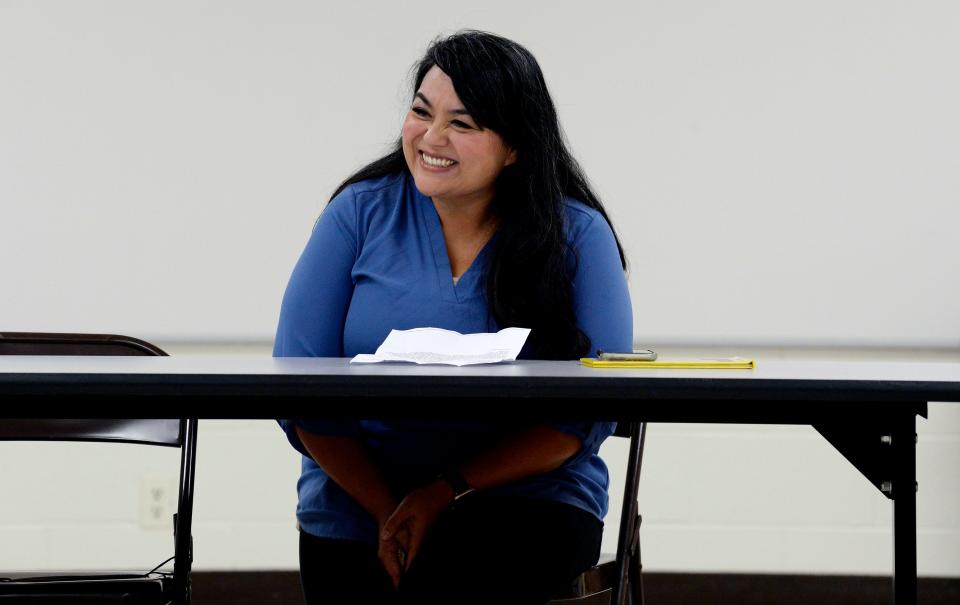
top-left (378, 479), bottom-right (456, 589)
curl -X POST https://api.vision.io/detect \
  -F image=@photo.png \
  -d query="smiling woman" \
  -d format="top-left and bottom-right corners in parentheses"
top-left (402, 68), bottom-right (517, 211)
top-left (273, 30), bottom-right (633, 605)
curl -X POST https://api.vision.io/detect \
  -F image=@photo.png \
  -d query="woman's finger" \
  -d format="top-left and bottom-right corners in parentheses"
top-left (381, 505), bottom-right (410, 540)
top-left (393, 524), bottom-right (412, 558)
top-left (378, 541), bottom-right (402, 589)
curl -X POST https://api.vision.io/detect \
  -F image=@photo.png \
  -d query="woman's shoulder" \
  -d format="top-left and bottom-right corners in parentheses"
top-left (336, 172), bottom-right (408, 203)
top-left (323, 172), bottom-right (410, 227)
top-left (320, 172), bottom-right (417, 242)
top-left (561, 197), bottom-right (607, 240)
top-left (561, 197), bottom-right (600, 221)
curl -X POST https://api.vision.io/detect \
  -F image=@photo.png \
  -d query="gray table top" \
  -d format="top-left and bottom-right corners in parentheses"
top-left (2, 355), bottom-right (959, 406)
top-left (2, 353), bottom-right (960, 381)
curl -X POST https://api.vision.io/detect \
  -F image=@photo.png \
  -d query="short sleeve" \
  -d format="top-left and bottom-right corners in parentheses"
top-left (543, 421), bottom-right (618, 465)
top-left (277, 419), bottom-right (362, 459)
top-left (273, 187), bottom-right (360, 358)
top-left (569, 209), bottom-right (633, 356)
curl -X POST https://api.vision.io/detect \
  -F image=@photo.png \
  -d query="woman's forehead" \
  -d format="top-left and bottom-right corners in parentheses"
top-left (416, 67), bottom-right (467, 110)
top-left (418, 66), bottom-right (454, 94)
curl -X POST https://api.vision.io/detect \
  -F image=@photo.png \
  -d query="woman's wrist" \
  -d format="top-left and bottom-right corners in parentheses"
top-left (427, 477), bottom-right (456, 506)
top-left (373, 498), bottom-right (400, 527)
top-left (435, 468), bottom-right (475, 504)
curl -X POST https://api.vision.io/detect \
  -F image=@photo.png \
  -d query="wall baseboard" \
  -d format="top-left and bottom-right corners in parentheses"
top-left (190, 571), bottom-right (959, 604)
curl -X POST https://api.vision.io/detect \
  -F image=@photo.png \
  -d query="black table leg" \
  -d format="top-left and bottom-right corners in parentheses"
top-left (815, 404), bottom-right (927, 605)
top-left (892, 415), bottom-right (918, 605)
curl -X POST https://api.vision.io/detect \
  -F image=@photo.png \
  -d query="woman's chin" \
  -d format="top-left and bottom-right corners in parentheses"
top-left (412, 175), bottom-right (451, 198)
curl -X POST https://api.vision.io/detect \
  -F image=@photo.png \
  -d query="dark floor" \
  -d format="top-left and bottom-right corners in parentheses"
top-left (191, 571), bottom-right (960, 604)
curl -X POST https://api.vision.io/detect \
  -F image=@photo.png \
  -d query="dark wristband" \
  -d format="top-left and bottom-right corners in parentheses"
top-left (437, 468), bottom-right (475, 502)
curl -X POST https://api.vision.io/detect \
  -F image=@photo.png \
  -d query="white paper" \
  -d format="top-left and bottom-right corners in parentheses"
top-left (350, 327), bottom-right (531, 366)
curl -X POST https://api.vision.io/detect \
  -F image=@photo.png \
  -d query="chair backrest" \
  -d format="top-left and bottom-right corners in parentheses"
top-left (0, 331), bottom-right (167, 356)
top-left (0, 419), bottom-right (182, 445)
top-left (0, 332), bottom-right (177, 444)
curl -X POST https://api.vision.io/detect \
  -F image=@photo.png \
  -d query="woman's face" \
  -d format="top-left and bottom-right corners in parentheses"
top-left (402, 66), bottom-right (516, 209)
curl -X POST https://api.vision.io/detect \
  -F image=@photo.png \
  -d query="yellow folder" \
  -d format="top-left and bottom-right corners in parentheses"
top-left (580, 357), bottom-right (755, 369)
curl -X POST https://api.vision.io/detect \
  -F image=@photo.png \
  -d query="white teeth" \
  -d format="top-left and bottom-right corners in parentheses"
top-left (421, 152), bottom-right (455, 168)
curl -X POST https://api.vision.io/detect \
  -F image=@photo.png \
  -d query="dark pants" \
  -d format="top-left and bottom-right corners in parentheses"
top-left (298, 497), bottom-right (603, 605)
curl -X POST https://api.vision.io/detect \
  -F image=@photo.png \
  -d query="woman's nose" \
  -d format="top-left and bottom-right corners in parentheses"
top-left (422, 121), bottom-right (447, 146)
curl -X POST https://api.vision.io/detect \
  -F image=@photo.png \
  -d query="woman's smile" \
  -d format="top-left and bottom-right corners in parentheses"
top-left (419, 150), bottom-right (458, 171)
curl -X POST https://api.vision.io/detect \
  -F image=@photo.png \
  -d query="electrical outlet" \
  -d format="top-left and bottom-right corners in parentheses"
top-left (139, 478), bottom-right (178, 530)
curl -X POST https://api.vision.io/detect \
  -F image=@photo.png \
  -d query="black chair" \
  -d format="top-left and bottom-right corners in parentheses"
top-left (0, 332), bottom-right (198, 605)
top-left (548, 421), bottom-right (647, 605)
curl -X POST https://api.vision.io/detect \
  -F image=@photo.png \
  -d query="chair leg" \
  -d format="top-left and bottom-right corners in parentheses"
top-left (628, 513), bottom-right (644, 605)
top-left (612, 422), bottom-right (647, 605)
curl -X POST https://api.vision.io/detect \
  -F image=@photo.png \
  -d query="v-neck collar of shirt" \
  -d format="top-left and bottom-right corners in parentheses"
top-left (412, 181), bottom-right (494, 304)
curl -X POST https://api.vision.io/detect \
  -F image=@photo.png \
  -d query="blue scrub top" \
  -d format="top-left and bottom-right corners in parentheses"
top-left (274, 171), bottom-right (633, 543)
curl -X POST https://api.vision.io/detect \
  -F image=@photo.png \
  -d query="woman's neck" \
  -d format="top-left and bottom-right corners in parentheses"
top-left (432, 194), bottom-right (499, 278)
top-left (431, 194), bottom-right (498, 239)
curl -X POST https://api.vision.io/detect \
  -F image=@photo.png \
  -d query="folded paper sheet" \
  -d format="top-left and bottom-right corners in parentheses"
top-left (351, 327), bottom-right (531, 366)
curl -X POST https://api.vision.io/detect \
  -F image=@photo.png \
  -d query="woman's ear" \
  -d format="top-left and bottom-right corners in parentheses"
top-left (504, 147), bottom-right (518, 167)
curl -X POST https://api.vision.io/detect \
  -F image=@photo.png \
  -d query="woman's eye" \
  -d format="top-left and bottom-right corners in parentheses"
top-left (451, 120), bottom-right (472, 129)
top-left (411, 107), bottom-right (429, 117)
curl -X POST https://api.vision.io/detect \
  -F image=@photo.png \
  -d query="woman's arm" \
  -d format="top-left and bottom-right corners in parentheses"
top-left (274, 188), bottom-right (360, 358)
top-left (275, 189), bottom-right (409, 583)
top-left (295, 427), bottom-right (410, 587)
top-left (569, 208), bottom-right (634, 357)
top-left (457, 424), bottom-right (582, 490)
top-left (381, 425), bottom-right (583, 574)
top-left (294, 427), bottom-right (398, 524)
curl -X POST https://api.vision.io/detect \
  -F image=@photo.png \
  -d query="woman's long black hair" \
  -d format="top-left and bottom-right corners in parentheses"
top-left (330, 30), bottom-right (626, 359)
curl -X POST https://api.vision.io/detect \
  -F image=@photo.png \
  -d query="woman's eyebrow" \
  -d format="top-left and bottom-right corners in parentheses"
top-left (414, 92), bottom-right (470, 116)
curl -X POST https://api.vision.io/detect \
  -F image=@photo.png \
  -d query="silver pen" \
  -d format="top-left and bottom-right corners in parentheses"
top-left (596, 349), bottom-right (657, 361)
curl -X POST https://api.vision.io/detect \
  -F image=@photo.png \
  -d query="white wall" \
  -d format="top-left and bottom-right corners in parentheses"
top-left (1, 0), bottom-right (958, 579)
top-left (2, 1), bottom-right (959, 346)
